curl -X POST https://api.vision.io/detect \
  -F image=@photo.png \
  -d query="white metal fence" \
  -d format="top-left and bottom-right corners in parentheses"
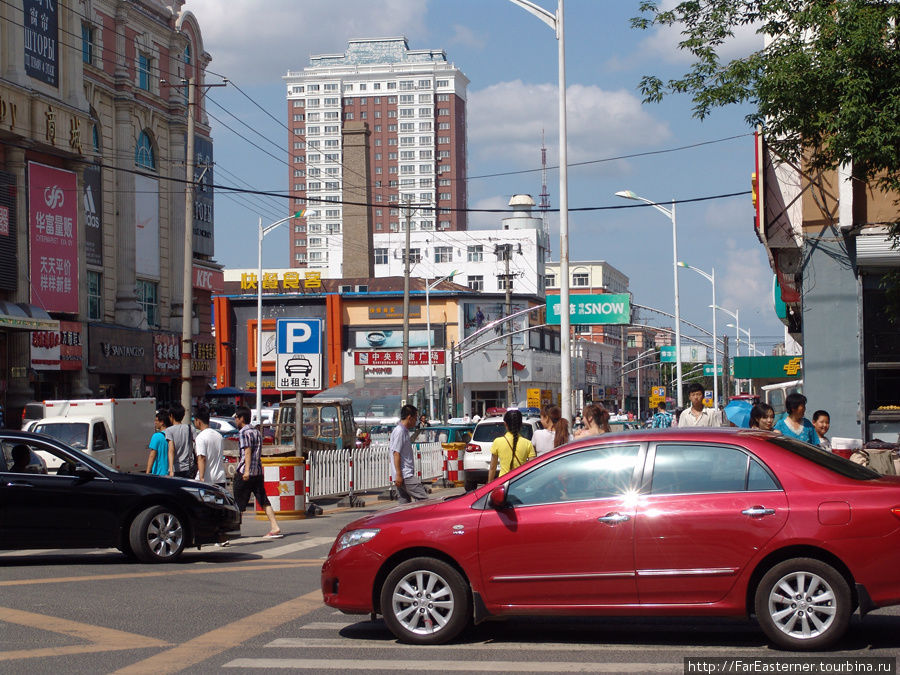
top-left (306, 441), bottom-right (444, 500)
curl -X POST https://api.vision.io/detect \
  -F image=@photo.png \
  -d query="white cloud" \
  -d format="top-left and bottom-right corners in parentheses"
top-left (718, 241), bottom-right (774, 325)
top-left (635, 0), bottom-right (764, 67)
top-left (467, 80), bottom-right (671, 168)
top-left (468, 195), bottom-right (512, 229)
top-left (188, 0), bottom-right (428, 83)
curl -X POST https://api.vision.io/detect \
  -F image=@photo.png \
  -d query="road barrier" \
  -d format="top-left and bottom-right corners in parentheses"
top-left (304, 441), bottom-right (443, 503)
top-left (256, 456), bottom-right (306, 520)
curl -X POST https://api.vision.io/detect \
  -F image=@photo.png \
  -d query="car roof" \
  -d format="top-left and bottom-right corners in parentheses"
top-left (476, 415), bottom-right (540, 424)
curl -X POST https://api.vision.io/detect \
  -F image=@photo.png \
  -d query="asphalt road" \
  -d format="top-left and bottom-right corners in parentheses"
top-left (3, 487), bottom-right (900, 674)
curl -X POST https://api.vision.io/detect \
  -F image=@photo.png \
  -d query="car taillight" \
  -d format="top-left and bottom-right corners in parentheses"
top-left (466, 443), bottom-right (480, 453)
top-left (891, 507), bottom-right (900, 521)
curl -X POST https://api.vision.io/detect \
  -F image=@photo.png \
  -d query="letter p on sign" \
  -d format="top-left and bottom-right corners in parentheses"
top-left (276, 318), bottom-right (322, 355)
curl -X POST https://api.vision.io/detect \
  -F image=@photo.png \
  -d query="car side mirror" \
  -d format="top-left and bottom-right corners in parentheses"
top-left (489, 485), bottom-right (507, 509)
top-left (74, 463), bottom-right (96, 479)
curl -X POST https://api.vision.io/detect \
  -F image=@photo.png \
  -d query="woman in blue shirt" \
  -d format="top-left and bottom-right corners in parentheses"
top-left (774, 393), bottom-right (820, 446)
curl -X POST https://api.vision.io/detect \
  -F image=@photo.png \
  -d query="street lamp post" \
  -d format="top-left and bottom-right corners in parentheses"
top-left (506, 0), bottom-right (571, 422)
top-left (257, 211), bottom-right (303, 424)
top-left (727, 323), bottom-right (761, 395)
top-left (426, 270), bottom-right (457, 422)
top-left (616, 191), bottom-right (683, 407)
top-left (711, 304), bottom-right (740, 393)
top-left (678, 262), bottom-right (718, 408)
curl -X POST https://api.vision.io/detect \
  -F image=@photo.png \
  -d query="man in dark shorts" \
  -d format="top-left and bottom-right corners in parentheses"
top-left (233, 406), bottom-right (282, 539)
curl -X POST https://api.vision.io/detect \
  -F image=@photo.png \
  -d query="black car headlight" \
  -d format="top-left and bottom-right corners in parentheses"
top-left (181, 486), bottom-right (227, 506)
top-left (336, 528), bottom-right (380, 552)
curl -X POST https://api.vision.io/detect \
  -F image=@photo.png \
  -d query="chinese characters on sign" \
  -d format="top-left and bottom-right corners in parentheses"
top-left (153, 333), bottom-right (179, 374)
top-left (29, 162), bottom-right (78, 313)
top-left (354, 350), bottom-right (445, 366)
top-left (240, 271), bottom-right (314, 292)
top-left (31, 321), bottom-right (82, 371)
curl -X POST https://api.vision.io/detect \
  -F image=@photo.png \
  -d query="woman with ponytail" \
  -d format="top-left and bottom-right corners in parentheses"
top-left (488, 409), bottom-right (536, 481)
top-left (533, 405), bottom-right (572, 457)
top-left (575, 403), bottom-right (611, 438)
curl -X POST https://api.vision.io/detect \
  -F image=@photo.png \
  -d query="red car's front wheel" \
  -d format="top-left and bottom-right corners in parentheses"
top-left (380, 557), bottom-right (470, 645)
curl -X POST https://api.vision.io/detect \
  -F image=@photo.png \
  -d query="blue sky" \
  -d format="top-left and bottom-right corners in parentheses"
top-left (188, 0), bottom-right (784, 352)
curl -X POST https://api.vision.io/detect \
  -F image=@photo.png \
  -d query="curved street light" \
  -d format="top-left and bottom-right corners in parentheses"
top-left (616, 190), bottom-right (683, 407)
top-left (426, 270), bottom-right (457, 421)
top-left (257, 211), bottom-right (304, 422)
top-left (506, 0), bottom-right (572, 421)
top-left (678, 262), bottom-right (718, 407)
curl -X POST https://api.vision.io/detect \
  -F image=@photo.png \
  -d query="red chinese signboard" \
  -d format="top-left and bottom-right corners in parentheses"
top-left (354, 350), bottom-right (445, 367)
top-left (30, 320), bottom-right (82, 371)
top-left (28, 162), bottom-right (78, 313)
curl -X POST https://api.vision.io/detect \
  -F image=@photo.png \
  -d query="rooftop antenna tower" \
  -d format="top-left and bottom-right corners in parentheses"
top-left (539, 129), bottom-right (551, 258)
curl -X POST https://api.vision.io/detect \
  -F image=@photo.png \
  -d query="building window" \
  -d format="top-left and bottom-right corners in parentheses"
top-left (498, 276), bottom-right (513, 291)
top-left (407, 248), bottom-right (421, 264)
top-left (574, 325), bottom-right (592, 335)
top-left (467, 245), bottom-right (483, 262)
top-left (81, 23), bottom-right (95, 65)
top-left (439, 192), bottom-right (451, 201)
top-left (437, 93), bottom-right (450, 102)
top-left (137, 53), bottom-right (151, 91)
top-left (294, 238), bottom-right (307, 248)
top-left (136, 280), bottom-right (159, 328)
top-left (436, 79), bottom-right (449, 87)
top-left (87, 271), bottom-right (102, 320)
top-left (438, 108), bottom-right (450, 116)
top-left (434, 246), bottom-right (452, 263)
top-left (467, 275), bottom-right (483, 291)
top-left (374, 248), bottom-right (388, 265)
top-left (92, 124), bottom-right (100, 152)
top-left (135, 131), bottom-right (155, 169)
top-left (545, 274), bottom-right (556, 287)
top-left (572, 272), bottom-right (590, 287)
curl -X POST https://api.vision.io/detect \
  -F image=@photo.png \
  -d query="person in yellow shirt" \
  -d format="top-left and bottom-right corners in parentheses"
top-left (488, 409), bottom-right (536, 482)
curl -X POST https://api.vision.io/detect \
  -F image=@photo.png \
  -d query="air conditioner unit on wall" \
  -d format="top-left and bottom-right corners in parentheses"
top-left (339, 285), bottom-right (352, 293)
top-left (356, 285), bottom-right (368, 293)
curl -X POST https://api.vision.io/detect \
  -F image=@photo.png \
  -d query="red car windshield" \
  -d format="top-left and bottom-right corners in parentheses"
top-left (767, 436), bottom-right (879, 480)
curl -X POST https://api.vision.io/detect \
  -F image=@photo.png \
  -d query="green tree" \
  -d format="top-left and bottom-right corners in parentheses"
top-left (632, 1), bottom-right (900, 197)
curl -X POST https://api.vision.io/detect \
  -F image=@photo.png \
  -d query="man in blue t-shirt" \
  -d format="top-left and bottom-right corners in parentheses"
top-left (146, 410), bottom-right (170, 475)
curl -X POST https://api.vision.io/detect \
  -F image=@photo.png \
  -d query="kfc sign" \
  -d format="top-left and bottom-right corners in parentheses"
top-left (193, 265), bottom-right (223, 292)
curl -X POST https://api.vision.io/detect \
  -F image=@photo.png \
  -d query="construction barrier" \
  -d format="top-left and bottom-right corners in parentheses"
top-left (256, 456), bottom-right (306, 520)
top-left (442, 442), bottom-right (466, 487)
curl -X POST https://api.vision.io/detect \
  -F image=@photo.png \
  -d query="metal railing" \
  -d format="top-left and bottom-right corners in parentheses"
top-left (305, 441), bottom-right (444, 500)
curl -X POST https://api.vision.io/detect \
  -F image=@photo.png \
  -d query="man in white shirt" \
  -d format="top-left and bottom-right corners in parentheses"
top-left (193, 406), bottom-right (226, 487)
top-left (678, 382), bottom-right (721, 427)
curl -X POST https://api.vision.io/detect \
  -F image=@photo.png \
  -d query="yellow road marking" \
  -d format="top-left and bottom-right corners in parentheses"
top-left (0, 606), bottom-right (170, 662)
top-left (0, 559), bottom-right (321, 587)
top-left (113, 590), bottom-right (323, 674)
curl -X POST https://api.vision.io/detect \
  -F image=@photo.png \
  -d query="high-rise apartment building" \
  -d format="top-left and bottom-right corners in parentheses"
top-left (284, 37), bottom-right (469, 273)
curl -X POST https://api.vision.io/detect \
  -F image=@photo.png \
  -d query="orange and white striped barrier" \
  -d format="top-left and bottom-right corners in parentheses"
top-left (256, 456), bottom-right (306, 520)
top-left (442, 442), bottom-right (466, 487)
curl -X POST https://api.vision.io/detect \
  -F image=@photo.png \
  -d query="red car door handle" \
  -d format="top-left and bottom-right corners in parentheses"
top-left (598, 512), bottom-right (631, 524)
top-left (742, 506), bottom-right (775, 517)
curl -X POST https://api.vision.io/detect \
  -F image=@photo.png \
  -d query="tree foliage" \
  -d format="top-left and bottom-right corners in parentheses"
top-left (632, 1), bottom-right (900, 195)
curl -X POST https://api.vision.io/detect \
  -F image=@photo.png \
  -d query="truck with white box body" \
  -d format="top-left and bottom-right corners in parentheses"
top-left (30, 398), bottom-right (156, 473)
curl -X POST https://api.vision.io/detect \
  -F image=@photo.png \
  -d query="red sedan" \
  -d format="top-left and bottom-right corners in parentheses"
top-left (322, 429), bottom-right (900, 650)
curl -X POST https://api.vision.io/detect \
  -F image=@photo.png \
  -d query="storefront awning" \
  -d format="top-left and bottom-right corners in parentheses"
top-left (0, 301), bottom-right (60, 331)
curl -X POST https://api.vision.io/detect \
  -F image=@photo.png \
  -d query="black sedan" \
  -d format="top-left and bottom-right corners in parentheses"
top-left (0, 431), bottom-right (241, 563)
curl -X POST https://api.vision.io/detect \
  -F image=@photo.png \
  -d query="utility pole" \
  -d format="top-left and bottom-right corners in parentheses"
top-left (180, 76), bottom-right (195, 412)
top-left (722, 334), bottom-right (731, 401)
top-left (620, 330), bottom-right (626, 413)
top-left (400, 197), bottom-right (413, 405)
top-left (179, 76), bottom-right (226, 413)
top-left (499, 244), bottom-right (515, 406)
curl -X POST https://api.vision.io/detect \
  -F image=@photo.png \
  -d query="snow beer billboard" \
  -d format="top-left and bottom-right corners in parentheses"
top-left (546, 293), bottom-right (631, 325)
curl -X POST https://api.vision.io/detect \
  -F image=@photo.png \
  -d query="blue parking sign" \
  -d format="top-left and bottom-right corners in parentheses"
top-left (276, 319), bottom-right (322, 355)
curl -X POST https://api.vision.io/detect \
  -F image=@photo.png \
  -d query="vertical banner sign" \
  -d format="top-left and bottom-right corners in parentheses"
top-left (134, 174), bottom-right (160, 278)
top-left (29, 162), bottom-right (78, 313)
top-left (24, 0), bottom-right (59, 87)
top-left (83, 165), bottom-right (102, 266)
top-left (193, 135), bottom-right (214, 256)
top-left (0, 170), bottom-right (16, 292)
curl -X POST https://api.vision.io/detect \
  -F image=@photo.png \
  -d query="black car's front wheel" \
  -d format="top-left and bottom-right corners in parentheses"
top-left (129, 505), bottom-right (186, 563)
top-left (755, 557), bottom-right (851, 651)
top-left (380, 557), bottom-right (470, 645)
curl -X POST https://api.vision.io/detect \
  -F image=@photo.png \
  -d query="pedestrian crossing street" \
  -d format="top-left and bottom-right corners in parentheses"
top-left (220, 611), bottom-right (756, 673)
